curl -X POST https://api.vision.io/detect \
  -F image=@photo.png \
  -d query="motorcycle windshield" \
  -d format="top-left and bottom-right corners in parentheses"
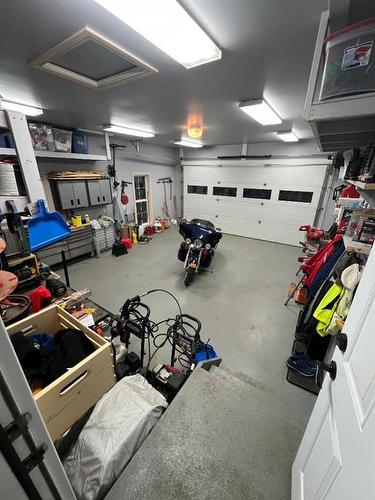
top-left (179, 222), bottom-right (222, 246)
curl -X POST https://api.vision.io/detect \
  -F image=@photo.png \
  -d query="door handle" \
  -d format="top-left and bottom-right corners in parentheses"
top-left (336, 332), bottom-right (348, 353)
top-left (77, 198), bottom-right (80, 205)
top-left (317, 361), bottom-right (337, 388)
top-left (71, 199), bottom-right (74, 206)
top-left (103, 196), bottom-right (105, 202)
top-left (97, 196), bottom-right (100, 203)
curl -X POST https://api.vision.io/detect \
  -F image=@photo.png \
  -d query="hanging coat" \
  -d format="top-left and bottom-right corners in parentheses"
top-left (313, 283), bottom-right (343, 337)
top-left (326, 263), bottom-right (362, 336)
top-left (306, 241), bottom-right (345, 297)
top-left (302, 234), bottom-right (342, 279)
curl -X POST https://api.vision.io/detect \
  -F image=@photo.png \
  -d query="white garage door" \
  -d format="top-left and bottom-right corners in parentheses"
top-left (184, 164), bottom-right (328, 246)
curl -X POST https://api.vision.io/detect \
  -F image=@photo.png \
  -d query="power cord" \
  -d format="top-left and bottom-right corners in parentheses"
top-left (114, 289), bottom-right (201, 370)
top-left (140, 288), bottom-right (182, 316)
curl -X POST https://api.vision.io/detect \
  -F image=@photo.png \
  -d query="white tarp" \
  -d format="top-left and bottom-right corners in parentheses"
top-left (63, 374), bottom-right (168, 500)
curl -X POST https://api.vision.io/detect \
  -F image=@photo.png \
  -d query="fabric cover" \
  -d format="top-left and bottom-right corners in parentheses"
top-left (63, 374), bottom-right (168, 500)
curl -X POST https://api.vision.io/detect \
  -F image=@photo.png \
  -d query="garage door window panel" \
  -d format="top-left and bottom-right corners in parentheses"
top-left (278, 190), bottom-right (313, 203)
top-left (187, 185), bottom-right (208, 195)
top-left (212, 187), bottom-right (237, 197)
top-left (243, 188), bottom-right (272, 200)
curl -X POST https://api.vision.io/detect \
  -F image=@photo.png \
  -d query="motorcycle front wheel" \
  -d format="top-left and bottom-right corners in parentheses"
top-left (184, 269), bottom-right (195, 286)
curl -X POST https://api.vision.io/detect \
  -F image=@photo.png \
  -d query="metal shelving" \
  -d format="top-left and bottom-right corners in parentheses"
top-left (0, 147), bottom-right (107, 161)
top-left (0, 109), bottom-right (111, 212)
top-left (343, 234), bottom-right (372, 255)
top-left (347, 179), bottom-right (375, 191)
top-left (304, 10), bottom-right (375, 151)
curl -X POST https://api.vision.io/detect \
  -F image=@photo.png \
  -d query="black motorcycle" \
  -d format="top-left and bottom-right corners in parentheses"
top-left (178, 219), bottom-right (222, 286)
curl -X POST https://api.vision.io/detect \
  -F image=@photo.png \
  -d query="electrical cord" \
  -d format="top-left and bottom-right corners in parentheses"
top-left (114, 289), bottom-right (204, 371)
top-left (141, 288), bottom-right (182, 316)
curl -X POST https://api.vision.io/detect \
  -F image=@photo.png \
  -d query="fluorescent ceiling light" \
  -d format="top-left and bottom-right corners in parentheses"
top-left (1, 100), bottom-right (43, 116)
top-left (174, 140), bottom-right (203, 148)
top-left (239, 99), bottom-right (282, 126)
top-left (103, 125), bottom-right (155, 138)
top-left (93, 0), bottom-right (221, 69)
top-left (277, 130), bottom-right (299, 142)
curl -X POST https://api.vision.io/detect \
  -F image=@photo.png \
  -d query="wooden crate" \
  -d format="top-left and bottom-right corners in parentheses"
top-left (7, 304), bottom-right (116, 441)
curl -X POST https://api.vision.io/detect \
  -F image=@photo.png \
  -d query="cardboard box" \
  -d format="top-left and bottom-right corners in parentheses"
top-left (120, 225), bottom-right (132, 239)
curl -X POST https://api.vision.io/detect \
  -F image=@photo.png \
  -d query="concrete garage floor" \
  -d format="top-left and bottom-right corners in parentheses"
top-left (69, 227), bottom-right (315, 430)
top-left (68, 228), bottom-right (316, 498)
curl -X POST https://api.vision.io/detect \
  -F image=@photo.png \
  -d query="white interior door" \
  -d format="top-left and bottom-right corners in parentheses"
top-left (0, 319), bottom-right (75, 499)
top-left (184, 164), bottom-right (327, 246)
top-left (292, 245), bottom-right (375, 500)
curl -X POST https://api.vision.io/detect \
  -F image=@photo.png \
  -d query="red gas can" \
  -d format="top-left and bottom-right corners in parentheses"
top-left (121, 237), bottom-right (133, 249)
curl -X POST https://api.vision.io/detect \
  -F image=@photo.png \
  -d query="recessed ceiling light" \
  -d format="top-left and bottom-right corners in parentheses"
top-left (277, 130), bottom-right (299, 142)
top-left (188, 124), bottom-right (203, 138)
top-left (92, 0), bottom-right (222, 69)
top-left (1, 100), bottom-right (43, 117)
top-left (103, 125), bottom-right (155, 138)
top-left (239, 99), bottom-right (282, 126)
top-left (173, 140), bottom-right (203, 148)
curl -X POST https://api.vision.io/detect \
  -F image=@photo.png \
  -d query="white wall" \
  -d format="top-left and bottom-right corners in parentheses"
top-left (36, 137), bottom-right (331, 226)
top-left (36, 136), bottom-right (181, 223)
top-left (112, 143), bottom-right (180, 220)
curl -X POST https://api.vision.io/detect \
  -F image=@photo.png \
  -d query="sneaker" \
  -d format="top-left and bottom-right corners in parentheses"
top-left (287, 353), bottom-right (317, 377)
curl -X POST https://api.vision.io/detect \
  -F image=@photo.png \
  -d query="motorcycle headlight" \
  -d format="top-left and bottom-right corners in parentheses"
top-left (193, 239), bottom-right (203, 249)
top-left (186, 238), bottom-right (191, 244)
top-left (205, 243), bottom-right (211, 250)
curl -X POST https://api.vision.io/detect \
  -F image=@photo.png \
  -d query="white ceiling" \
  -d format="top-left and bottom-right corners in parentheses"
top-left (0, 0), bottom-right (328, 147)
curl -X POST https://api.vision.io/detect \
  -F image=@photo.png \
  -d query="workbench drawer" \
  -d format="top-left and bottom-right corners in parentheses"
top-left (7, 305), bottom-right (115, 441)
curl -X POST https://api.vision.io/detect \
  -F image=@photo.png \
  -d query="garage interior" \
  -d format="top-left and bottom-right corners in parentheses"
top-left (1, 1), bottom-right (375, 500)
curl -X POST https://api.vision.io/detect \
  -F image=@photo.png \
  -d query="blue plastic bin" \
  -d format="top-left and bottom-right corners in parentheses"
top-left (72, 131), bottom-right (89, 154)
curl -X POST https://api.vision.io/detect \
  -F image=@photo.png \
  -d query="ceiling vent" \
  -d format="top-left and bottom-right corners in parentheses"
top-left (31, 26), bottom-right (158, 90)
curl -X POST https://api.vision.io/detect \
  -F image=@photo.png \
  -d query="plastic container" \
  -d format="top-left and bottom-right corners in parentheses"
top-left (53, 128), bottom-right (72, 152)
top-left (320, 18), bottom-right (375, 100)
top-left (0, 132), bottom-right (15, 148)
top-left (29, 123), bottom-right (54, 151)
top-left (71, 215), bottom-right (82, 227)
top-left (72, 131), bottom-right (89, 154)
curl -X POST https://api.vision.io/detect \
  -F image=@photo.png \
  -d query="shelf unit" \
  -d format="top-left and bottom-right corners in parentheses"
top-left (343, 234), bottom-right (372, 255)
top-left (0, 147), bottom-right (107, 161)
top-left (304, 10), bottom-right (375, 152)
top-left (0, 109), bottom-right (112, 212)
top-left (346, 179), bottom-right (375, 191)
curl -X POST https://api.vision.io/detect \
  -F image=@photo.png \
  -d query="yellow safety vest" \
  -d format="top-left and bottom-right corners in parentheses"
top-left (313, 283), bottom-right (344, 337)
